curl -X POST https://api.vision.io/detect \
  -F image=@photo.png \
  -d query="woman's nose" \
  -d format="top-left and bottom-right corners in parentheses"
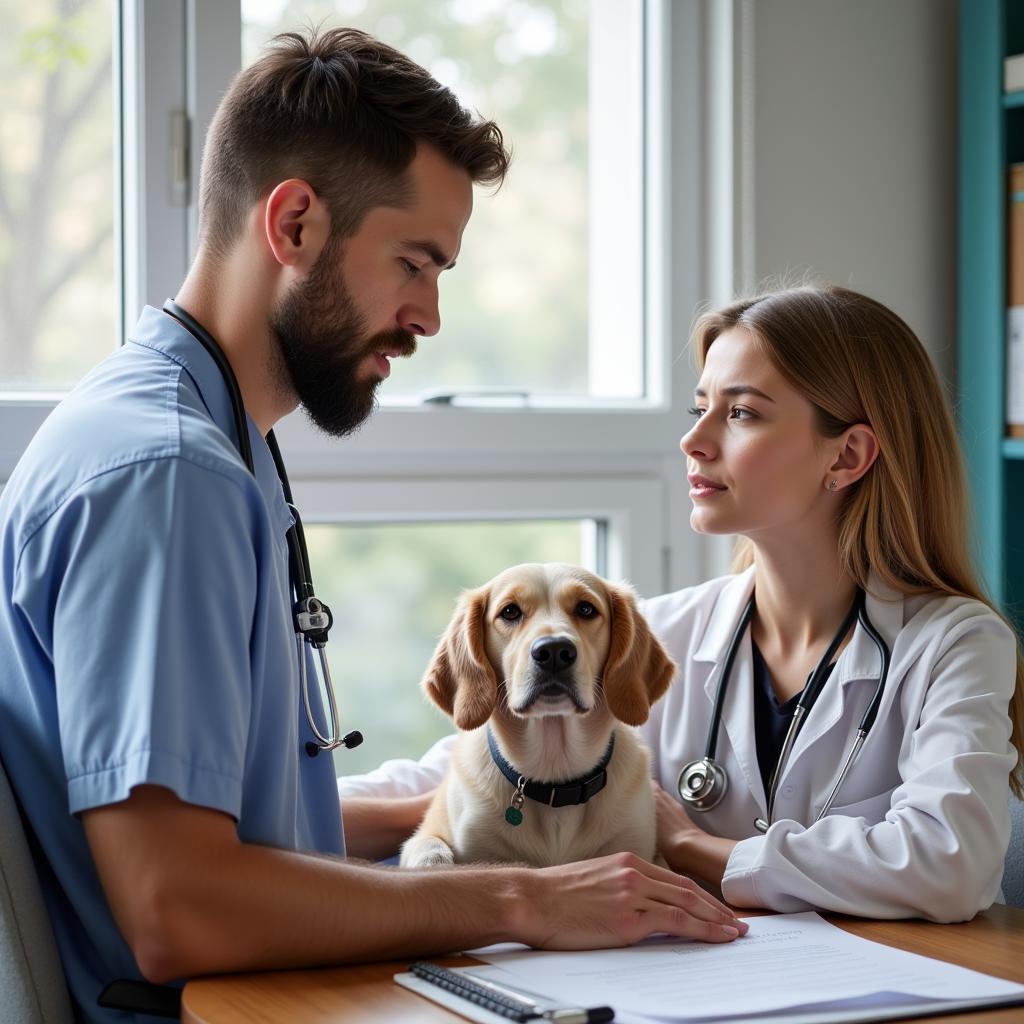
top-left (680, 421), bottom-right (714, 461)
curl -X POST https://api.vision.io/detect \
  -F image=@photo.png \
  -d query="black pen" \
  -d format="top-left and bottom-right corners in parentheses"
top-left (409, 962), bottom-right (614, 1023)
top-left (459, 969), bottom-right (614, 1024)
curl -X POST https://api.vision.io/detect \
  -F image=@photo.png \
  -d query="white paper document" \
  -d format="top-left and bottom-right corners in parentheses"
top-left (464, 912), bottom-right (1024, 1024)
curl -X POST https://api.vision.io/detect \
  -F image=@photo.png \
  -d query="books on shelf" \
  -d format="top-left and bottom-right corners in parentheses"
top-left (1009, 163), bottom-right (1024, 437)
top-left (1007, 53), bottom-right (1024, 93)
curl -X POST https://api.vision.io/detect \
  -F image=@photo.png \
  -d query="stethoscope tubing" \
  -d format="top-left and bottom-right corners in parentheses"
top-left (161, 300), bottom-right (352, 755)
top-left (680, 586), bottom-right (891, 831)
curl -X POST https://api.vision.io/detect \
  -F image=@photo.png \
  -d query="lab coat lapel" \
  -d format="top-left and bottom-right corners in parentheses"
top-left (775, 573), bottom-right (905, 789)
top-left (694, 567), bottom-right (767, 813)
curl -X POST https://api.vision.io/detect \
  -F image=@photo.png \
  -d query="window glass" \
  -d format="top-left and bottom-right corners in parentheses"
top-left (0, 0), bottom-right (117, 389)
top-left (304, 518), bottom-right (591, 776)
top-left (241, 0), bottom-right (644, 400)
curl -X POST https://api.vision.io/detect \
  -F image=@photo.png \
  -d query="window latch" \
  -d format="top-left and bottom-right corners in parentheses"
top-left (418, 388), bottom-right (532, 407)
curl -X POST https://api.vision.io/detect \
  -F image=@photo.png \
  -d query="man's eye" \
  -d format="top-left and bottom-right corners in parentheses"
top-left (400, 258), bottom-right (421, 276)
top-left (499, 603), bottom-right (522, 622)
top-left (576, 601), bottom-right (598, 619)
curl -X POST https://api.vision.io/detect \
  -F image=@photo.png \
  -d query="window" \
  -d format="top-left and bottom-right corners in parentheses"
top-left (0, 0), bottom-right (118, 390)
top-left (241, 0), bottom-right (646, 401)
top-left (0, 1), bottom-right (709, 704)
top-left (293, 472), bottom-right (664, 775)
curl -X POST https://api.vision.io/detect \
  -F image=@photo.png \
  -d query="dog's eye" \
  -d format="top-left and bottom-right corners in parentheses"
top-left (499, 603), bottom-right (523, 623)
top-left (576, 601), bottom-right (598, 619)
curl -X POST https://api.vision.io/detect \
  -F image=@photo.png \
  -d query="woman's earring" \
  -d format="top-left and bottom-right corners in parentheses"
top-left (827, 479), bottom-right (839, 491)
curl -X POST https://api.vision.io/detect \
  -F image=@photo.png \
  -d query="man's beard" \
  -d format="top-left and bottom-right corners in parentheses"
top-left (269, 236), bottom-right (416, 437)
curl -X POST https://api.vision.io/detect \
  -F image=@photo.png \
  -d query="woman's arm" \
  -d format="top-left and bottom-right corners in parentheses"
top-left (654, 783), bottom-right (736, 887)
top-left (337, 734), bottom-right (456, 859)
top-left (341, 790), bottom-right (436, 861)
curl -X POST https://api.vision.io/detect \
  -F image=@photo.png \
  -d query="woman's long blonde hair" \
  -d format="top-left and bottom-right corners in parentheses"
top-left (692, 284), bottom-right (1024, 798)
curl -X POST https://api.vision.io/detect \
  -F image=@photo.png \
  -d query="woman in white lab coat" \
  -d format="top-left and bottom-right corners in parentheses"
top-left (639, 284), bottom-right (1022, 922)
top-left (340, 285), bottom-right (1023, 924)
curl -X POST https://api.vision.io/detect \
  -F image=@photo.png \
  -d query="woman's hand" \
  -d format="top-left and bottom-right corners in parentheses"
top-left (653, 782), bottom-right (738, 887)
top-left (340, 789), bottom-right (437, 862)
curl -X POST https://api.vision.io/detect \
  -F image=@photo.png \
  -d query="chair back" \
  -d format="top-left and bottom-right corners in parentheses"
top-left (1007, 793), bottom-right (1024, 908)
top-left (0, 754), bottom-right (73, 1023)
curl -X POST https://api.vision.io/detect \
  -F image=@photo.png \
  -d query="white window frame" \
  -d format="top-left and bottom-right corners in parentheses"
top-left (0, 0), bottom-right (733, 599)
top-left (293, 475), bottom-right (665, 596)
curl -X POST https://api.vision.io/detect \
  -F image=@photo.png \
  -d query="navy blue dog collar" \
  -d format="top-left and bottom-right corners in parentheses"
top-left (486, 726), bottom-right (616, 825)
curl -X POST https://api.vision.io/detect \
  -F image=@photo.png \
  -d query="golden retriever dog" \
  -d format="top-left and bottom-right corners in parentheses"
top-left (400, 563), bottom-right (676, 869)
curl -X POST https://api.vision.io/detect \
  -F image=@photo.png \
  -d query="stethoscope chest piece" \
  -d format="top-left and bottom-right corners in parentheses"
top-left (677, 756), bottom-right (728, 811)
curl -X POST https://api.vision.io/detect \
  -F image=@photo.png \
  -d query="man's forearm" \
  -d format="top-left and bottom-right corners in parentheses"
top-left (135, 840), bottom-right (527, 983)
top-left (87, 786), bottom-right (749, 985)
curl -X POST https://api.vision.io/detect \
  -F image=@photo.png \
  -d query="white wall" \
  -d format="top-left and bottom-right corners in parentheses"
top-left (745, 0), bottom-right (958, 382)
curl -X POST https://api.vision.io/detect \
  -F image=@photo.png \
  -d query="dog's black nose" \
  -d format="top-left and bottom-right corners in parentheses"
top-left (530, 636), bottom-right (577, 673)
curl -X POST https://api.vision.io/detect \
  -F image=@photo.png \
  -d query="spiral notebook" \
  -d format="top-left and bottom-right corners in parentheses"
top-left (396, 912), bottom-right (1024, 1024)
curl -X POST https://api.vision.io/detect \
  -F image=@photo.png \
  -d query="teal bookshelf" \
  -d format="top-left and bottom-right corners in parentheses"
top-left (959, 0), bottom-right (1024, 628)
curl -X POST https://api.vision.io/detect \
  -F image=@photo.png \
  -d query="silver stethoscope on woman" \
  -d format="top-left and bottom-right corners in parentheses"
top-left (163, 300), bottom-right (362, 758)
top-left (677, 587), bottom-right (890, 832)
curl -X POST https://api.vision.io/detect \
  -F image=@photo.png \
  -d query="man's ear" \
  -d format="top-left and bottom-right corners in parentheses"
top-left (263, 178), bottom-right (330, 270)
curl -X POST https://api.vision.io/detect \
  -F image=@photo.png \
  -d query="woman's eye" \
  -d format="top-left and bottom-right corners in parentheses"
top-left (687, 406), bottom-right (705, 419)
top-left (729, 406), bottom-right (755, 420)
top-left (499, 603), bottom-right (522, 622)
top-left (576, 601), bottom-right (598, 619)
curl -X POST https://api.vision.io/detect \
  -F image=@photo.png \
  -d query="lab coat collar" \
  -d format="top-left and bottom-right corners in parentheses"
top-left (694, 566), bottom-right (757, 665)
top-left (692, 564), bottom-right (905, 671)
top-left (788, 571), bottom-right (905, 771)
top-left (127, 305), bottom-right (293, 536)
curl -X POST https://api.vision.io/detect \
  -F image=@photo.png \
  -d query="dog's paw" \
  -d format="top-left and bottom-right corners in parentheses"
top-left (400, 835), bottom-right (457, 869)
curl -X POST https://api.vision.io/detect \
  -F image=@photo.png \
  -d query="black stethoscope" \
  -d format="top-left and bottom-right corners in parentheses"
top-left (677, 587), bottom-right (891, 832)
top-left (162, 300), bottom-right (362, 758)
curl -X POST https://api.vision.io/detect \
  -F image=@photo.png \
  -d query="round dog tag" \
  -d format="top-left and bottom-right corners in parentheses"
top-left (505, 806), bottom-right (523, 826)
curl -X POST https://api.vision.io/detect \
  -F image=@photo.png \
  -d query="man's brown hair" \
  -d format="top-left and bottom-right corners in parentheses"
top-left (198, 26), bottom-right (510, 259)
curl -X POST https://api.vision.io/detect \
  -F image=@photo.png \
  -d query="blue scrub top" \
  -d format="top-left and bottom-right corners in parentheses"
top-left (0, 306), bottom-right (345, 1021)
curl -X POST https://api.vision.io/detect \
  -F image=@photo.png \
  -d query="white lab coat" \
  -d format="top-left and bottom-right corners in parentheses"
top-left (339, 566), bottom-right (1018, 922)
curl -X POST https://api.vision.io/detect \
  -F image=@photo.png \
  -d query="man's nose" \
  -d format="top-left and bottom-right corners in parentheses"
top-left (398, 284), bottom-right (441, 337)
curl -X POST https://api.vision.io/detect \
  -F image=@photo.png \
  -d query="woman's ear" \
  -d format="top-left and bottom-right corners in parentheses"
top-left (421, 585), bottom-right (497, 731)
top-left (827, 422), bottom-right (880, 490)
top-left (601, 582), bottom-right (677, 726)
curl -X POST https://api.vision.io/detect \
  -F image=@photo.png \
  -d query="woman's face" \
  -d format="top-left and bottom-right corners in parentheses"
top-left (681, 326), bottom-right (838, 540)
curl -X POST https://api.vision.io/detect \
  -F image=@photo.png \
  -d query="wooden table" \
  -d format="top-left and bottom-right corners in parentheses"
top-left (182, 904), bottom-right (1024, 1023)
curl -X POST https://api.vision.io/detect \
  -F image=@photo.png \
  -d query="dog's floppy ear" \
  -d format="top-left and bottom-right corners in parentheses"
top-left (422, 585), bottom-right (497, 731)
top-left (601, 581), bottom-right (677, 725)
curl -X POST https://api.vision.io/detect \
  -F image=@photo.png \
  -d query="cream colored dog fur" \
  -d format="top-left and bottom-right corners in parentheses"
top-left (400, 563), bottom-right (676, 869)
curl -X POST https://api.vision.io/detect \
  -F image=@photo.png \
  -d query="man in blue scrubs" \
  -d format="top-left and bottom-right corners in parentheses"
top-left (0, 26), bottom-right (746, 1022)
